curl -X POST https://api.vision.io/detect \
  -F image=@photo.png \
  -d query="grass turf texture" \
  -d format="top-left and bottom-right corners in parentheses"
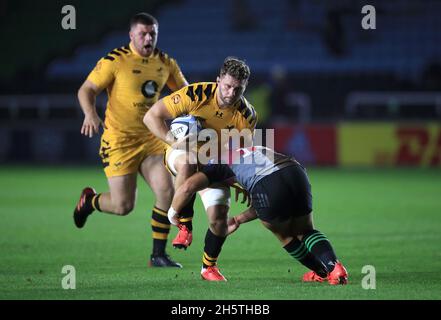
top-left (1, 166), bottom-right (440, 300)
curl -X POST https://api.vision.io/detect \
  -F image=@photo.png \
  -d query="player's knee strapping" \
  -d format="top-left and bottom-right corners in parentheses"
top-left (202, 229), bottom-right (226, 268)
top-left (151, 207), bottom-right (171, 254)
top-left (284, 239), bottom-right (327, 277)
top-left (302, 229), bottom-right (338, 273)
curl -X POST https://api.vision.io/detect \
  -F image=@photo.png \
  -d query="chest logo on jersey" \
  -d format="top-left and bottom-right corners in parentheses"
top-left (215, 111), bottom-right (224, 119)
top-left (132, 69), bottom-right (141, 74)
top-left (141, 80), bottom-right (158, 98)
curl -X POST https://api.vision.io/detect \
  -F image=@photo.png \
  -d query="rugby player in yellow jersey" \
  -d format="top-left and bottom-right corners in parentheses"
top-left (144, 57), bottom-right (257, 280)
top-left (73, 13), bottom-right (188, 268)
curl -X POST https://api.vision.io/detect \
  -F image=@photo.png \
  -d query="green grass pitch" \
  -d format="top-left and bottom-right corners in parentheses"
top-left (1, 166), bottom-right (440, 300)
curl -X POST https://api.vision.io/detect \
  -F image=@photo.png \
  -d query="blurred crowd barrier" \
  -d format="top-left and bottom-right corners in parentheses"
top-left (274, 123), bottom-right (441, 167)
top-left (0, 92), bottom-right (440, 167)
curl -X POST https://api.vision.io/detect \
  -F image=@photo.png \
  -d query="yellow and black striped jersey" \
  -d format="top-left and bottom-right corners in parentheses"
top-left (87, 42), bottom-right (187, 135)
top-left (163, 82), bottom-right (258, 136)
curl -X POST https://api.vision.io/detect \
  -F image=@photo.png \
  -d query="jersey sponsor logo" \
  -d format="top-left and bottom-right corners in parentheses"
top-left (141, 80), bottom-right (158, 98)
top-left (132, 69), bottom-right (141, 74)
top-left (215, 111), bottom-right (223, 119)
top-left (133, 102), bottom-right (149, 109)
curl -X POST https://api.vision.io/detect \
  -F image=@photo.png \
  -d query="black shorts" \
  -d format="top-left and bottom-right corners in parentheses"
top-left (251, 164), bottom-right (312, 223)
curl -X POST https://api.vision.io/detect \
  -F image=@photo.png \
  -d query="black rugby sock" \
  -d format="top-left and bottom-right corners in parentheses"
top-left (302, 229), bottom-right (338, 273)
top-left (151, 207), bottom-right (170, 256)
top-left (202, 229), bottom-right (226, 268)
top-left (178, 194), bottom-right (196, 231)
top-left (284, 238), bottom-right (328, 277)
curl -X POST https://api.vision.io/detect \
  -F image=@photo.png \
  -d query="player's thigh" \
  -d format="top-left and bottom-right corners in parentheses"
top-left (259, 219), bottom-right (292, 244)
top-left (139, 154), bottom-right (174, 196)
top-left (107, 173), bottom-right (138, 207)
top-left (259, 213), bottom-right (313, 243)
top-left (290, 213), bottom-right (314, 240)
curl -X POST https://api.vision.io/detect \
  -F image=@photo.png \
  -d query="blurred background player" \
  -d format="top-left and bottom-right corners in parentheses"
top-left (169, 146), bottom-right (348, 284)
top-left (73, 13), bottom-right (188, 267)
top-left (144, 57), bottom-right (257, 280)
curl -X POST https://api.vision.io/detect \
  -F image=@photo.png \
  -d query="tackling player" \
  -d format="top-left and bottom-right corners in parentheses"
top-left (73, 13), bottom-right (188, 268)
top-left (144, 57), bottom-right (257, 280)
top-left (169, 146), bottom-right (349, 284)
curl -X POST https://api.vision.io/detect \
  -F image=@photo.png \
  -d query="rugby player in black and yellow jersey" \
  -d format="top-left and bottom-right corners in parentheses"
top-left (144, 58), bottom-right (257, 280)
top-left (74, 13), bottom-right (188, 267)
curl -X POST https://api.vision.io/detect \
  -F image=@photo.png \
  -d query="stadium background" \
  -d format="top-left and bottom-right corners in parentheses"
top-left (1, 0), bottom-right (440, 300)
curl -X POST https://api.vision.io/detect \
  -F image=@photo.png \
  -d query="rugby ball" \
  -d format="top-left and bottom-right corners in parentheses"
top-left (170, 115), bottom-right (201, 140)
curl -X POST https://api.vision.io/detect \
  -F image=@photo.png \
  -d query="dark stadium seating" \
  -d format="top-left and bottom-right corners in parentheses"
top-left (0, 0), bottom-right (162, 81)
top-left (46, 0), bottom-right (441, 78)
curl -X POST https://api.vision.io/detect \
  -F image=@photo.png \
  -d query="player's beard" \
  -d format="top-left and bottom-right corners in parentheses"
top-left (219, 90), bottom-right (237, 107)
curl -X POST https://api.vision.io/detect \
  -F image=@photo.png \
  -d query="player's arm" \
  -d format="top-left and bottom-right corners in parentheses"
top-left (167, 77), bottom-right (188, 92)
top-left (227, 207), bottom-right (258, 235)
top-left (79, 56), bottom-right (117, 138)
top-left (166, 59), bottom-right (188, 91)
top-left (168, 163), bottom-right (235, 225)
top-left (144, 85), bottom-right (196, 145)
top-left (168, 172), bottom-right (211, 225)
top-left (77, 80), bottom-right (105, 138)
top-left (143, 99), bottom-right (176, 145)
